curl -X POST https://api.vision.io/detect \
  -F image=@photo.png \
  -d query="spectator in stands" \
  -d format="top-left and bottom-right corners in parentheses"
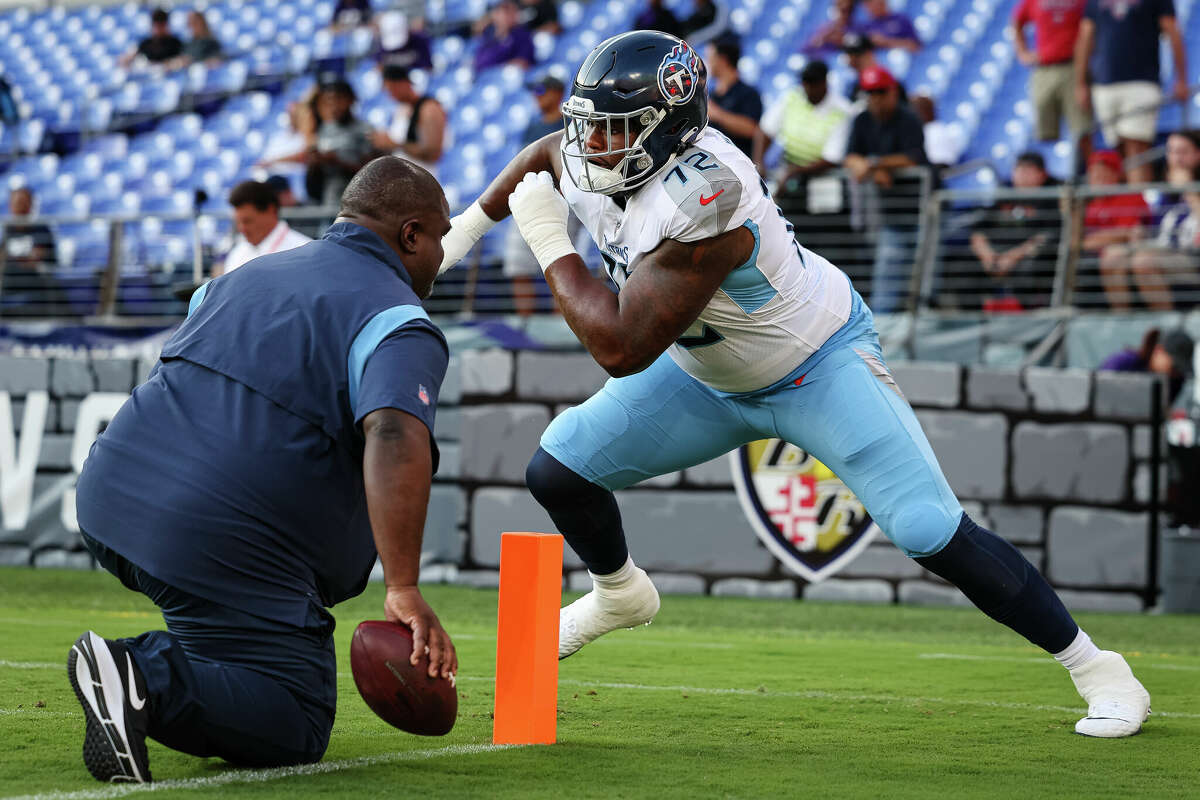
top-left (473, 0), bottom-right (536, 74)
top-left (1074, 0), bottom-right (1187, 185)
top-left (1101, 327), bottom-right (1193, 403)
top-left (0, 74), bottom-right (18, 125)
top-left (120, 8), bottom-right (183, 68)
top-left (1011, 0), bottom-right (1090, 169)
top-left (634, 0), bottom-right (683, 38)
top-left (3, 187), bottom-right (62, 316)
top-left (370, 65), bottom-right (447, 178)
top-left (1084, 150), bottom-right (1152, 309)
top-left (843, 65), bottom-right (927, 313)
top-left (803, 0), bottom-right (857, 58)
top-left (1132, 182), bottom-right (1200, 308)
top-left (504, 75), bottom-right (570, 315)
top-left (309, 77), bottom-right (378, 207)
top-left (265, 175), bottom-right (300, 208)
top-left (912, 94), bottom-right (964, 167)
top-left (330, 0), bottom-right (372, 31)
top-left (842, 33), bottom-right (907, 104)
top-left (258, 97), bottom-right (318, 204)
top-left (754, 61), bottom-right (852, 202)
top-left (216, 181), bottom-right (311, 276)
top-left (519, 0), bottom-right (561, 34)
top-left (968, 152), bottom-right (1062, 310)
top-left (1165, 130), bottom-right (1200, 182)
top-left (4, 186), bottom-right (56, 269)
top-left (520, 76), bottom-right (565, 148)
top-left (1098, 164), bottom-right (1200, 310)
top-left (168, 11), bottom-right (223, 70)
top-left (854, 0), bottom-right (922, 53)
top-left (705, 36), bottom-right (762, 158)
top-left (376, 11), bottom-right (434, 72)
top-left (679, 0), bottom-right (722, 41)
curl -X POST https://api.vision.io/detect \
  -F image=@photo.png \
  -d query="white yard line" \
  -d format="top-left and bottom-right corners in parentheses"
top-left (458, 676), bottom-right (1200, 719)
top-left (1, 744), bottom-right (510, 800)
top-left (0, 660), bottom-right (60, 669)
top-left (918, 652), bottom-right (1200, 671)
top-left (451, 633), bottom-right (733, 649)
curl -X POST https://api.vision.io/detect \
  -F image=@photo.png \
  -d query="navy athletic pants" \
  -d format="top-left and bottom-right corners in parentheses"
top-left (82, 532), bottom-right (336, 766)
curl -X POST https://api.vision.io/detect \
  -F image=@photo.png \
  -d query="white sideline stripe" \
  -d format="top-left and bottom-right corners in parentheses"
top-left (0, 744), bottom-right (510, 800)
top-left (918, 652), bottom-right (1200, 672)
top-left (0, 709), bottom-right (79, 717)
top-left (457, 676), bottom-right (1200, 719)
top-left (452, 633), bottom-right (734, 650)
top-left (0, 660), bottom-right (60, 669)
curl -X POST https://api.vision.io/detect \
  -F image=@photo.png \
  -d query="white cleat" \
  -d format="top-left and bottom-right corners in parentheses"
top-left (1070, 650), bottom-right (1151, 738)
top-left (558, 567), bottom-right (660, 660)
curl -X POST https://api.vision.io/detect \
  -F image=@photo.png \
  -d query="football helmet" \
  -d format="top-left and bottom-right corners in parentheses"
top-left (560, 30), bottom-right (708, 196)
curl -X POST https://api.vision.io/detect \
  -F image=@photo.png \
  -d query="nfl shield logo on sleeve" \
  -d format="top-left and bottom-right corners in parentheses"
top-left (730, 440), bottom-right (878, 582)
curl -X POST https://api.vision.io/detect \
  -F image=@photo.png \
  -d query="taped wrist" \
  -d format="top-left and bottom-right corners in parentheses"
top-left (528, 227), bottom-right (577, 273)
top-left (438, 201), bottom-right (497, 275)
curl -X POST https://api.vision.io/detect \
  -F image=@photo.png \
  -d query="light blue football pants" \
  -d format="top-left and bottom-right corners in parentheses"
top-left (540, 303), bottom-right (964, 558)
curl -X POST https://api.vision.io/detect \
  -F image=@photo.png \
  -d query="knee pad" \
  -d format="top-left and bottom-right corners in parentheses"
top-left (890, 502), bottom-right (959, 557)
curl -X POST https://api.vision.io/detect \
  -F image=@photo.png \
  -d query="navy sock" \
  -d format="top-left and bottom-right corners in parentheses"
top-left (914, 514), bottom-right (1079, 653)
top-left (525, 447), bottom-right (629, 575)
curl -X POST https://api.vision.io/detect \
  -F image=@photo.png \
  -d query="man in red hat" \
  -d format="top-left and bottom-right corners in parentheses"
top-left (1084, 150), bottom-right (1151, 308)
top-left (842, 65), bottom-right (927, 313)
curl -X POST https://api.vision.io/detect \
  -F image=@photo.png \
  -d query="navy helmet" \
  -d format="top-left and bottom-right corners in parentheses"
top-left (560, 31), bottom-right (708, 195)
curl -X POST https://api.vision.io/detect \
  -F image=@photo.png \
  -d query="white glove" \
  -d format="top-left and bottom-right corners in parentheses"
top-left (509, 171), bottom-right (577, 273)
top-left (438, 201), bottom-right (497, 275)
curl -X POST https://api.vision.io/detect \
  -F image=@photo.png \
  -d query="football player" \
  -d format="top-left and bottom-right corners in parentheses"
top-left (439, 31), bottom-right (1149, 737)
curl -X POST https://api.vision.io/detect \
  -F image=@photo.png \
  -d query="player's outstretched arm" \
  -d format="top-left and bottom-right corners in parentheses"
top-left (437, 132), bottom-right (564, 274)
top-left (553, 231), bottom-right (753, 376)
top-left (362, 407), bottom-right (457, 679)
top-left (508, 172), bottom-right (754, 377)
top-left (478, 132), bottom-right (564, 221)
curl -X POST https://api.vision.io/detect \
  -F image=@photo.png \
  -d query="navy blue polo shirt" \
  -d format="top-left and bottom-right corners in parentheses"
top-left (1085, 0), bottom-right (1174, 85)
top-left (77, 223), bottom-right (447, 627)
top-left (711, 79), bottom-right (763, 157)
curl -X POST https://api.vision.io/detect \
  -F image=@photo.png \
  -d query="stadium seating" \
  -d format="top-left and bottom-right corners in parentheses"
top-left (1, 0), bottom-right (1199, 295)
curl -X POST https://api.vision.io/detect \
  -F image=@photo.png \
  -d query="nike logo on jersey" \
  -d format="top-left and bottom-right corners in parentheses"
top-left (698, 189), bottom-right (724, 206)
top-left (126, 654), bottom-right (146, 711)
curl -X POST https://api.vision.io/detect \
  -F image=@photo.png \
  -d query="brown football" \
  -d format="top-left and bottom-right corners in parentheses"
top-left (350, 620), bottom-right (457, 736)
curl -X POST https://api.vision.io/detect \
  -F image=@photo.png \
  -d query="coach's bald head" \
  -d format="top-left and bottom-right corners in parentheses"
top-left (336, 156), bottom-right (450, 299)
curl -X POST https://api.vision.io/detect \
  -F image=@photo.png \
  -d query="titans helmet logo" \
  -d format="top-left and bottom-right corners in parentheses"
top-left (657, 43), bottom-right (699, 106)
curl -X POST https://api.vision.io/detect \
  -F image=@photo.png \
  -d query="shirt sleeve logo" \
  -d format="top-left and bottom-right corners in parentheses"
top-left (418, 385), bottom-right (430, 406)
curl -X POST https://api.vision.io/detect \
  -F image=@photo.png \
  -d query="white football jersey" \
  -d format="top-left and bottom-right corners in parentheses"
top-left (560, 127), bottom-right (853, 393)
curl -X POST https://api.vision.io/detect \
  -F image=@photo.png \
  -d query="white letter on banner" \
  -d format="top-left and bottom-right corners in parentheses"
top-left (60, 393), bottom-right (130, 532)
top-left (0, 391), bottom-right (49, 530)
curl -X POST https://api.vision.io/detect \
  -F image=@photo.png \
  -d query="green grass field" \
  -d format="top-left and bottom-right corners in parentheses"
top-left (2, 567), bottom-right (1198, 799)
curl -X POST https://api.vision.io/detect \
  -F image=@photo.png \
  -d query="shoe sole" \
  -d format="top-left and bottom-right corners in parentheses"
top-left (559, 618), bottom-right (655, 661)
top-left (68, 633), bottom-right (150, 783)
top-left (1075, 706), bottom-right (1151, 738)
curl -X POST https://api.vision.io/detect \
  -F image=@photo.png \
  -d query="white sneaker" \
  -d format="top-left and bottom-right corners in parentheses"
top-left (1069, 650), bottom-right (1151, 738)
top-left (558, 567), bottom-right (660, 660)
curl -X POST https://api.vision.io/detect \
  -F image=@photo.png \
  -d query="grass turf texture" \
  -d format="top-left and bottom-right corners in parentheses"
top-left (2, 567), bottom-right (1198, 799)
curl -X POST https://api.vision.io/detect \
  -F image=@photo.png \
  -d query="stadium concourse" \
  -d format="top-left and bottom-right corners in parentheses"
top-left (0, 0), bottom-right (1197, 315)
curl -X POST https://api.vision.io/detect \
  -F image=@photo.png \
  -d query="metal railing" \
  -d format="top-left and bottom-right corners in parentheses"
top-left (923, 180), bottom-right (1200, 314)
top-left (775, 166), bottom-right (934, 316)
top-left (3, 176), bottom-right (1199, 328)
